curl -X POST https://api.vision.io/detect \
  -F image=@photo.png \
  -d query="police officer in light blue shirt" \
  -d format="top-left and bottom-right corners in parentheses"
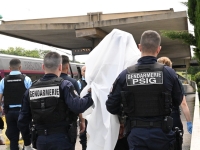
top-left (0, 58), bottom-right (32, 150)
top-left (77, 66), bottom-right (87, 92)
top-left (77, 65), bottom-right (87, 150)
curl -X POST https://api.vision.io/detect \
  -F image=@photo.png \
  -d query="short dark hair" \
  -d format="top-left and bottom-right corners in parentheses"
top-left (61, 55), bottom-right (69, 65)
top-left (140, 30), bottom-right (161, 54)
top-left (61, 55), bottom-right (69, 70)
top-left (43, 52), bottom-right (62, 71)
top-left (9, 59), bottom-right (21, 70)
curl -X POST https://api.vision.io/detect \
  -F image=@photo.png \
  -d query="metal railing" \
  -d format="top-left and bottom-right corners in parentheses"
top-left (190, 81), bottom-right (200, 150)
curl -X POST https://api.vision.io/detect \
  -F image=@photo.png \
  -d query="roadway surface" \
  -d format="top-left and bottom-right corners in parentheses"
top-left (0, 84), bottom-right (195, 150)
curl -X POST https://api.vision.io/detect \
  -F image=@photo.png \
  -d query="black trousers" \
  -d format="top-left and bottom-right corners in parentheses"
top-left (5, 108), bottom-right (20, 150)
top-left (79, 120), bottom-right (87, 150)
top-left (114, 137), bottom-right (129, 150)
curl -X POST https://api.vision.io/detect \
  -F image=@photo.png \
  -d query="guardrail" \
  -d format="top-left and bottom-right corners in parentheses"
top-left (190, 81), bottom-right (200, 150)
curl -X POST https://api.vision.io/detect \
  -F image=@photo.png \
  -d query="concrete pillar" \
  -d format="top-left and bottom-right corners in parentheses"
top-left (72, 55), bottom-right (75, 62)
top-left (93, 38), bottom-right (102, 48)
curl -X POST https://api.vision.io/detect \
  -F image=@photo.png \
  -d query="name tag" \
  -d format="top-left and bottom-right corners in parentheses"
top-left (29, 86), bottom-right (60, 100)
top-left (126, 71), bottom-right (163, 86)
top-left (7, 79), bottom-right (22, 82)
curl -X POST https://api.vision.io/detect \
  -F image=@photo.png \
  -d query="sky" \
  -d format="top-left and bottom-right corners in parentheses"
top-left (0, 0), bottom-right (190, 62)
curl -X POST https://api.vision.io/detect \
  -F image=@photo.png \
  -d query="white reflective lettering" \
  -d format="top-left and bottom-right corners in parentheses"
top-left (149, 78), bottom-right (156, 83)
top-left (132, 79), bottom-right (138, 84)
top-left (29, 86), bottom-right (60, 100)
top-left (139, 78), bottom-right (145, 84)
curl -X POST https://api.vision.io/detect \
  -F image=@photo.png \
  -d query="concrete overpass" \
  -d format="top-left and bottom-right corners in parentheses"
top-left (0, 8), bottom-right (191, 69)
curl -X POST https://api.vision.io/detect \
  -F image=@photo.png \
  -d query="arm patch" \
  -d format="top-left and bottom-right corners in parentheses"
top-left (69, 86), bottom-right (78, 98)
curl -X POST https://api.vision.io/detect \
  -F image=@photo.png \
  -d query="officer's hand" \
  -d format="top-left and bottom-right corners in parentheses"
top-left (88, 88), bottom-right (91, 93)
top-left (24, 145), bottom-right (36, 150)
top-left (187, 122), bottom-right (192, 134)
top-left (118, 124), bottom-right (124, 139)
top-left (79, 119), bottom-right (86, 134)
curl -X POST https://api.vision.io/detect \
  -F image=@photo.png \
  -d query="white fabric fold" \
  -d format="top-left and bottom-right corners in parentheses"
top-left (81, 29), bottom-right (141, 150)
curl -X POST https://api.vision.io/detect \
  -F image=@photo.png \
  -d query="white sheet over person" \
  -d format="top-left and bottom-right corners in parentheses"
top-left (80, 29), bottom-right (141, 150)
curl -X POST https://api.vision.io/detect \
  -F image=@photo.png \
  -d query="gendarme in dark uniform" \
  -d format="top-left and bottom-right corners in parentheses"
top-left (18, 52), bottom-right (93, 150)
top-left (60, 55), bottom-right (81, 150)
top-left (106, 30), bottom-right (183, 150)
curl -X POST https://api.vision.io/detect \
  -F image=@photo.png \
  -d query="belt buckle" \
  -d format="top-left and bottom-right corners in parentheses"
top-left (150, 122), bottom-right (154, 127)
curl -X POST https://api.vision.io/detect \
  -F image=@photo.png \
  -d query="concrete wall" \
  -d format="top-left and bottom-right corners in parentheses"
top-left (2, 9), bottom-right (173, 25)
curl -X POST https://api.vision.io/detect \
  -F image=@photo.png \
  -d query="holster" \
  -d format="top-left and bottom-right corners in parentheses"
top-left (124, 119), bottom-right (131, 137)
top-left (30, 125), bottom-right (38, 149)
top-left (161, 116), bottom-right (173, 133)
top-left (68, 122), bottom-right (77, 143)
top-left (174, 127), bottom-right (183, 150)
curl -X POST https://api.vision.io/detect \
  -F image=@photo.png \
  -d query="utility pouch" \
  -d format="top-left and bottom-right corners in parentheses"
top-left (120, 91), bottom-right (134, 114)
top-left (30, 125), bottom-right (38, 149)
top-left (174, 127), bottom-right (183, 150)
top-left (68, 123), bottom-right (77, 143)
top-left (124, 119), bottom-right (131, 137)
top-left (118, 105), bottom-right (127, 124)
top-left (162, 116), bottom-right (173, 133)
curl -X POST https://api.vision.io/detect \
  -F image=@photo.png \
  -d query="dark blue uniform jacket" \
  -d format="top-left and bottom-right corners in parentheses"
top-left (60, 73), bottom-right (80, 95)
top-left (106, 56), bottom-right (183, 121)
top-left (18, 74), bottom-right (93, 146)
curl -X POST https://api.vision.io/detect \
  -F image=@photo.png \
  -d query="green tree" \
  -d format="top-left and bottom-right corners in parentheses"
top-left (160, 0), bottom-right (200, 61)
top-left (0, 47), bottom-right (50, 58)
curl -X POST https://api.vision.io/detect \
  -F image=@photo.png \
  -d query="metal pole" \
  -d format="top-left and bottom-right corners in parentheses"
top-left (72, 55), bottom-right (75, 62)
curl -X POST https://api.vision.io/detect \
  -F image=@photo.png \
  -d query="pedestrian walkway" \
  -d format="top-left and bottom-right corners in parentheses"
top-left (182, 84), bottom-right (195, 150)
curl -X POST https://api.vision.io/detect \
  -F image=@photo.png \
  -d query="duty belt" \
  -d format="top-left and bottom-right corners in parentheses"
top-left (37, 126), bottom-right (67, 136)
top-left (171, 109), bottom-right (181, 114)
top-left (131, 120), bottom-right (162, 128)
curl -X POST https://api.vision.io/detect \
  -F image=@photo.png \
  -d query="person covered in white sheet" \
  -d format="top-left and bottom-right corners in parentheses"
top-left (81, 29), bottom-right (141, 150)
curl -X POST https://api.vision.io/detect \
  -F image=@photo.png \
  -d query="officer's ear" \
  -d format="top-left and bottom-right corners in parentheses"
top-left (58, 64), bottom-right (62, 72)
top-left (138, 44), bottom-right (142, 52)
top-left (19, 65), bottom-right (22, 71)
top-left (156, 46), bottom-right (161, 55)
top-left (42, 64), bottom-right (45, 71)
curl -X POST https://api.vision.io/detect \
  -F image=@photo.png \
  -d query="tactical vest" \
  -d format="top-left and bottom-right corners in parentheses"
top-left (3, 74), bottom-right (26, 106)
top-left (29, 77), bottom-right (68, 125)
top-left (122, 62), bottom-right (172, 117)
top-left (79, 78), bottom-right (87, 92)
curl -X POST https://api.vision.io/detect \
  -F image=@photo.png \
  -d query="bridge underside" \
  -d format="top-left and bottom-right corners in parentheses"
top-left (0, 9), bottom-right (191, 69)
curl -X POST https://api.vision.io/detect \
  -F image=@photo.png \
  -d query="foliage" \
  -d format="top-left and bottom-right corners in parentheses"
top-left (188, 0), bottom-right (196, 25)
top-left (160, 30), bottom-right (196, 46)
top-left (187, 66), bottom-right (200, 75)
top-left (0, 47), bottom-right (50, 58)
top-left (195, 0), bottom-right (200, 52)
top-left (194, 72), bottom-right (200, 94)
top-left (160, 0), bottom-right (200, 62)
top-left (181, 2), bottom-right (188, 6)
